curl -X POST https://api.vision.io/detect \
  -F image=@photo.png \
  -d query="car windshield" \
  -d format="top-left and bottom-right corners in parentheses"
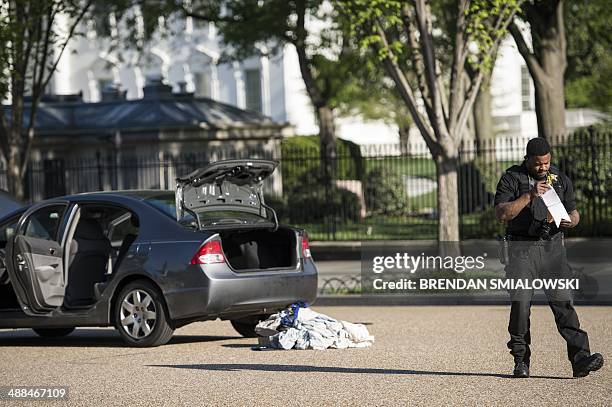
top-left (144, 195), bottom-right (268, 228)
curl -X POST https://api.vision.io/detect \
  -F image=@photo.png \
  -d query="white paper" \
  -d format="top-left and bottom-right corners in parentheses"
top-left (540, 188), bottom-right (570, 227)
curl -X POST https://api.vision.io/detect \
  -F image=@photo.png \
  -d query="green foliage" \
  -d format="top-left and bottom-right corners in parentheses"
top-left (286, 185), bottom-right (361, 224)
top-left (281, 135), bottom-right (363, 192)
top-left (554, 125), bottom-right (612, 235)
top-left (334, 53), bottom-right (412, 129)
top-left (465, 0), bottom-right (524, 72)
top-left (339, 0), bottom-right (523, 75)
top-left (281, 166), bottom-right (361, 224)
top-left (565, 58), bottom-right (612, 113)
top-left (460, 206), bottom-right (505, 239)
top-left (263, 194), bottom-right (287, 223)
top-left (196, 0), bottom-right (364, 111)
top-left (564, 0), bottom-right (612, 113)
top-left (280, 135), bottom-right (363, 224)
top-left (362, 167), bottom-right (410, 216)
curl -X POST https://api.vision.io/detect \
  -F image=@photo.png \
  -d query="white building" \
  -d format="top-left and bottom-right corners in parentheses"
top-left (50, 13), bottom-right (605, 148)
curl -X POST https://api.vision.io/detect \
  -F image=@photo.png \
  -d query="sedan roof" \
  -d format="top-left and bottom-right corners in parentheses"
top-left (68, 190), bottom-right (174, 201)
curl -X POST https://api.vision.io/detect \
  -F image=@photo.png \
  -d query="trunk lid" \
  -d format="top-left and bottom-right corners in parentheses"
top-left (175, 159), bottom-right (278, 229)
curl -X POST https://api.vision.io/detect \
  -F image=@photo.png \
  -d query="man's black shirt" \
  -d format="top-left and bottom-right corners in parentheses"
top-left (494, 162), bottom-right (576, 237)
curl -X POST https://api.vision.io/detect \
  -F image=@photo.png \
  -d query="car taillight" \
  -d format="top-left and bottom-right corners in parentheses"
top-left (301, 234), bottom-right (311, 258)
top-left (191, 240), bottom-right (225, 265)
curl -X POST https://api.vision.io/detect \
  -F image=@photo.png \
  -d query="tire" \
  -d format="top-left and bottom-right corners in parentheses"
top-left (114, 281), bottom-right (174, 347)
top-left (0, 249), bottom-right (9, 285)
top-left (33, 327), bottom-right (75, 338)
top-left (230, 314), bottom-right (270, 338)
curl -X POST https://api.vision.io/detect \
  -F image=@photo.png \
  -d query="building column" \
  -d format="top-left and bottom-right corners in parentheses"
top-left (211, 59), bottom-right (220, 100)
top-left (53, 12), bottom-right (73, 94)
top-left (260, 56), bottom-right (271, 116)
top-left (233, 61), bottom-right (246, 109)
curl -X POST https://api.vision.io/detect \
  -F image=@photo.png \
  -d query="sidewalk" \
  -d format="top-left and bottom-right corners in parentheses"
top-left (312, 238), bottom-right (612, 306)
top-left (310, 238), bottom-right (612, 261)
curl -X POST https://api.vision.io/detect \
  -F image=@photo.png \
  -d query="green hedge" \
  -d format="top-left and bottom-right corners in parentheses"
top-left (363, 167), bottom-right (411, 216)
top-left (554, 124), bottom-right (612, 236)
top-left (280, 135), bottom-right (364, 192)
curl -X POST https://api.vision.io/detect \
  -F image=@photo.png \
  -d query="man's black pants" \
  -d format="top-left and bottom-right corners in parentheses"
top-left (505, 236), bottom-right (590, 366)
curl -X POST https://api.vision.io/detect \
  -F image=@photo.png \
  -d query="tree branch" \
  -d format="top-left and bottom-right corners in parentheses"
top-left (399, 5), bottom-right (433, 120)
top-left (371, 20), bottom-right (438, 155)
top-left (455, 4), bottom-right (524, 139)
top-left (448, 0), bottom-right (468, 132)
top-left (22, 3), bottom-right (55, 176)
top-left (20, 1), bottom-right (92, 175)
top-left (294, 0), bottom-right (326, 108)
top-left (556, 0), bottom-right (567, 69)
top-left (509, 21), bottom-right (546, 82)
top-left (414, 0), bottom-right (445, 137)
top-left (40, 0), bottom-right (93, 92)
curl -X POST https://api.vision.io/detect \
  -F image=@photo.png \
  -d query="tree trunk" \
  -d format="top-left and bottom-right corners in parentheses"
top-left (435, 153), bottom-right (460, 242)
top-left (473, 78), bottom-right (494, 158)
top-left (529, 0), bottom-right (567, 139)
top-left (316, 105), bottom-right (337, 182)
top-left (7, 143), bottom-right (25, 201)
top-left (533, 73), bottom-right (566, 139)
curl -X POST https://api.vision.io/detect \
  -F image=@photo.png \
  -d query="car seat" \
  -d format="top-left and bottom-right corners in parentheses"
top-left (64, 218), bottom-right (112, 307)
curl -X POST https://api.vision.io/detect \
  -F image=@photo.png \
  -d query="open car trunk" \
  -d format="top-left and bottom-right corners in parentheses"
top-left (175, 159), bottom-right (279, 230)
top-left (218, 227), bottom-right (297, 271)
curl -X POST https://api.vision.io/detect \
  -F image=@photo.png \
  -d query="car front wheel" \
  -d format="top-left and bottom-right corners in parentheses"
top-left (114, 281), bottom-right (174, 347)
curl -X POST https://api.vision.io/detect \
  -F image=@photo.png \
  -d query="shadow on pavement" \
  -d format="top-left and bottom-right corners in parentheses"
top-left (149, 363), bottom-right (572, 380)
top-left (0, 329), bottom-right (238, 348)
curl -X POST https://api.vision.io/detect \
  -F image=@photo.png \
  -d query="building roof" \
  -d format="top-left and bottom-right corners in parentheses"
top-left (6, 82), bottom-right (284, 136)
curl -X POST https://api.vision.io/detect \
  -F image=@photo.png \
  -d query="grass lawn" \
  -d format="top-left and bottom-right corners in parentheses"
top-left (364, 156), bottom-right (437, 180)
top-left (297, 217), bottom-right (438, 240)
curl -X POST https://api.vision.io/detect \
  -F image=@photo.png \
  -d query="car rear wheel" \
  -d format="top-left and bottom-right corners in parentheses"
top-left (230, 314), bottom-right (270, 338)
top-left (114, 281), bottom-right (174, 347)
top-left (33, 327), bottom-right (75, 338)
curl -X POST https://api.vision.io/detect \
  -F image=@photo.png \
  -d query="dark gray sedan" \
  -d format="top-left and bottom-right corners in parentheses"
top-left (0, 159), bottom-right (317, 346)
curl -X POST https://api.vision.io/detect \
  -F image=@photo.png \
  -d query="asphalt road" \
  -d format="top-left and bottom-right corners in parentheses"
top-left (0, 306), bottom-right (610, 406)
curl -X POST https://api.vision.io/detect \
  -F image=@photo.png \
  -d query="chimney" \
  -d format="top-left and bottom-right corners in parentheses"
top-left (101, 83), bottom-right (127, 101)
top-left (143, 76), bottom-right (172, 99)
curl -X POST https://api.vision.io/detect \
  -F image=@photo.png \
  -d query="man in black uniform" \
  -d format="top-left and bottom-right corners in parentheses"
top-left (494, 137), bottom-right (604, 378)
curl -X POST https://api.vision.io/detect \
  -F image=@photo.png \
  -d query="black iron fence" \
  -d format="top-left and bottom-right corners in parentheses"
top-left (2, 126), bottom-right (610, 240)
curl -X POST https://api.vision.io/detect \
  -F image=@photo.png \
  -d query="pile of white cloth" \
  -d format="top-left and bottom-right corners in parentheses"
top-left (255, 305), bottom-right (374, 350)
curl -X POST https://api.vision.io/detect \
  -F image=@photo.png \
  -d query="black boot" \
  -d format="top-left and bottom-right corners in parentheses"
top-left (573, 353), bottom-right (604, 378)
top-left (513, 361), bottom-right (530, 378)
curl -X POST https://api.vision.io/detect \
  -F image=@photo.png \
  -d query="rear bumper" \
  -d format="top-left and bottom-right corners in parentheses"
top-left (164, 258), bottom-right (318, 321)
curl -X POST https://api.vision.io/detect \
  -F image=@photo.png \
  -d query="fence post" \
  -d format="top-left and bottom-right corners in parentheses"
top-left (589, 127), bottom-right (598, 236)
top-left (96, 151), bottom-right (103, 191)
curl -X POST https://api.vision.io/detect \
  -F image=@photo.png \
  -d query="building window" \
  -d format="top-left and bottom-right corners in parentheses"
top-left (192, 17), bottom-right (208, 31)
top-left (98, 78), bottom-right (113, 93)
top-left (245, 68), bottom-right (262, 113)
top-left (521, 65), bottom-right (533, 111)
top-left (194, 71), bottom-right (211, 97)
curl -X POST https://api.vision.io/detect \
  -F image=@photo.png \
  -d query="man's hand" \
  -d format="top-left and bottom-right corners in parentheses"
top-left (560, 210), bottom-right (580, 228)
top-left (529, 180), bottom-right (550, 199)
